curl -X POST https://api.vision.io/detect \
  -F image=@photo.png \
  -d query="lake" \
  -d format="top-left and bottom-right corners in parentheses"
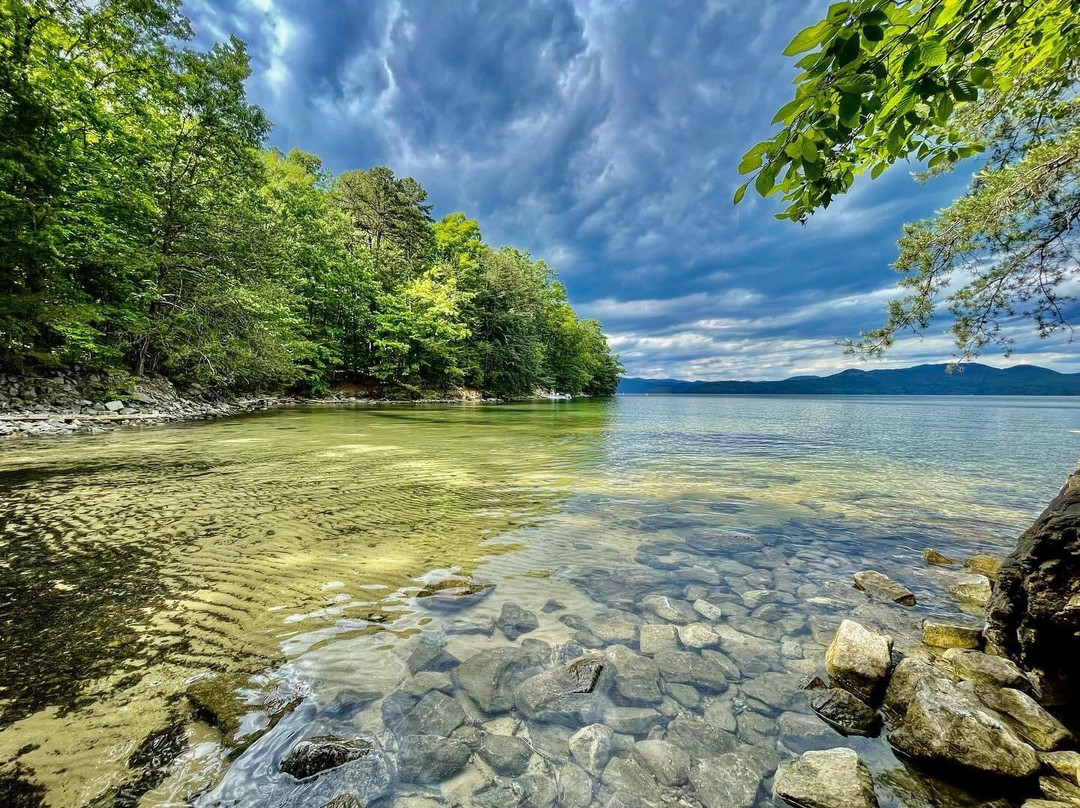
top-left (2, 395), bottom-right (1078, 807)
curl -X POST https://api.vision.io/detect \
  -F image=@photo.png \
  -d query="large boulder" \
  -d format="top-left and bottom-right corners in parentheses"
top-left (987, 471), bottom-right (1080, 705)
top-left (825, 620), bottom-right (893, 702)
top-left (969, 682), bottom-right (1073, 751)
top-left (773, 747), bottom-right (879, 808)
top-left (888, 676), bottom-right (1039, 777)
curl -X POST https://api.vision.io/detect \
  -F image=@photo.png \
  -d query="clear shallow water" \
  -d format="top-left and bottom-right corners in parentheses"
top-left (1, 395), bottom-right (1078, 807)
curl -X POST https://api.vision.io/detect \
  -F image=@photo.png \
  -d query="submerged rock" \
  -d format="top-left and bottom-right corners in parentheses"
top-left (773, 747), bottom-right (879, 808)
top-left (923, 548), bottom-right (956, 566)
top-left (477, 732), bottom-right (532, 775)
top-left (396, 735), bottom-right (471, 784)
top-left (810, 688), bottom-right (881, 736)
top-left (515, 657), bottom-right (605, 725)
top-left (639, 593), bottom-right (696, 623)
top-left (690, 750), bottom-right (767, 808)
top-left (655, 650), bottom-right (728, 692)
top-left (280, 735), bottom-right (373, 781)
top-left (824, 620), bottom-right (893, 702)
top-left (496, 602), bottom-right (539, 640)
top-left (452, 647), bottom-right (539, 714)
top-left (888, 677), bottom-right (1039, 778)
top-left (568, 723), bottom-right (613, 776)
top-left (606, 645), bottom-right (663, 705)
top-left (557, 763), bottom-right (594, 808)
top-left (638, 624), bottom-right (678, 655)
top-left (632, 739), bottom-right (690, 786)
top-left (853, 571), bottom-right (916, 606)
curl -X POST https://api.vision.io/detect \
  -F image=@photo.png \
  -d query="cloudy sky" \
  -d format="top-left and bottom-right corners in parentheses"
top-left (185, 0), bottom-right (1077, 380)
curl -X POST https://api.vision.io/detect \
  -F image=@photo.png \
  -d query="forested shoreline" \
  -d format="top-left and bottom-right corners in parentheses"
top-left (0, 1), bottom-right (622, 399)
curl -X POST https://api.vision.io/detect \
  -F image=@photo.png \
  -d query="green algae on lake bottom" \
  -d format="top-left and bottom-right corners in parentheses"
top-left (0, 396), bottom-right (1078, 807)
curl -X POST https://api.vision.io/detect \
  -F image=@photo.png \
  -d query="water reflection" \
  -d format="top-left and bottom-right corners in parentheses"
top-left (0, 396), bottom-right (1077, 807)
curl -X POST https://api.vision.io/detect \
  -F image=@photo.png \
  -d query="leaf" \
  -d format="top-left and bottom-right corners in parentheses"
top-left (835, 73), bottom-right (875, 93)
top-left (784, 20), bottom-right (833, 56)
top-left (836, 32), bottom-right (861, 66)
top-left (785, 141), bottom-right (803, 160)
top-left (863, 24), bottom-right (884, 42)
top-left (755, 162), bottom-right (778, 197)
top-left (771, 96), bottom-right (811, 125)
top-left (919, 40), bottom-right (947, 67)
top-left (733, 182), bottom-right (748, 205)
top-left (858, 9), bottom-right (888, 26)
top-left (801, 138), bottom-right (819, 163)
top-left (827, 2), bottom-right (852, 23)
top-left (871, 161), bottom-right (888, 179)
top-left (901, 47), bottom-right (921, 77)
top-left (970, 66), bottom-right (993, 87)
top-left (950, 78), bottom-right (977, 102)
top-left (839, 92), bottom-right (861, 126)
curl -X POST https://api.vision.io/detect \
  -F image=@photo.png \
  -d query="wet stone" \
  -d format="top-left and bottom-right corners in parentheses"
top-left (601, 757), bottom-right (664, 808)
top-left (408, 636), bottom-right (460, 674)
top-left (638, 624), bottom-right (678, 655)
top-left (738, 671), bottom-right (805, 711)
top-left (773, 747), bottom-right (880, 808)
top-left (1040, 775), bottom-right (1080, 804)
top-left (453, 647), bottom-right (540, 714)
top-left (965, 554), bottom-right (1003, 578)
top-left (541, 599), bottom-right (565, 613)
top-left (824, 620), bottom-right (893, 702)
top-left (690, 750), bottom-right (767, 808)
top-left (944, 572), bottom-right (993, 607)
top-left (665, 716), bottom-right (736, 758)
top-left (557, 762), bottom-right (593, 808)
top-left (518, 772), bottom-right (557, 808)
top-left (280, 736), bottom-right (373, 781)
top-left (655, 650), bottom-right (728, 692)
top-left (396, 735), bottom-right (471, 784)
top-left (853, 570), bottom-right (916, 606)
top-left (943, 648), bottom-right (1029, 690)
top-left (515, 657), bottom-right (606, 725)
top-left (923, 548), bottom-right (955, 565)
top-left (569, 723), bottom-right (613, 776)
top-left (496, 602), bottom-right (539, 640)
top-left (639, 593), bottom-right (696, 623)
top-left (678, 622), bottom-right (719, 649)
top-left (478, 732), bottom-right (532, 775)
top-left (810, 688), bottom-right (881, 736)
top-left (693, 599), bottom-right (723, 620)
top-left (632, 739), bottom-right (689, 786)
top-left (970, 682), bottom-right (1072, 751)
top-left (883, 657), bottom-right (944, 715)
top-left (1041, 750), bottom-right (1080, 784)
top-left (604, 706), bottom-right (663, 737)
top-left (399, 672), bottom-right (453, 696)
top-left (665, 683), bottom-right (700, 709)
top-left (923, 618), bottom-right (982, 649)
top-left (778, 710), bottom-right (843, 754)
top-left (592, 615), bottom-right (640, 645)
top-left (606, 645), bottom-right (663, 705)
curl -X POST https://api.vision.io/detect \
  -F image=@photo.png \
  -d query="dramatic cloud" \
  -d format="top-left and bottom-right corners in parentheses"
top-left (183, 0), bottom-right (1078, 379)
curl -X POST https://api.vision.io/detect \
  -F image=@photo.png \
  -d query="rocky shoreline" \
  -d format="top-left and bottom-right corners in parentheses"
top-left (0, 371), bottom-right (511, 439)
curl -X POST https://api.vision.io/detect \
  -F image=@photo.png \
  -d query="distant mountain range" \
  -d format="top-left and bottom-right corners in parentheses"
top-left (618, 363), bottom-right (1080, 396)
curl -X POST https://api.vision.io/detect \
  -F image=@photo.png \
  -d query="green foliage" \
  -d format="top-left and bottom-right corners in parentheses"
top-left (739, 0), bottom-right (1080, 221)
top-left (0, 1), bottom-right (621, 396)
top-left (748, 0), bottom-right (1080, 361)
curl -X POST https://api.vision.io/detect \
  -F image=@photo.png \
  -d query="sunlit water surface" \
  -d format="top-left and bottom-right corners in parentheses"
top-left (2, 396), bottom-right (1078, 807)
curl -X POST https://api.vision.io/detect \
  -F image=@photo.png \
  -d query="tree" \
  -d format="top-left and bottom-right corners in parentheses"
top-left (740, 0), bottom-right (1080, 359)
top-left (334, 166), bottom-right (433, 288)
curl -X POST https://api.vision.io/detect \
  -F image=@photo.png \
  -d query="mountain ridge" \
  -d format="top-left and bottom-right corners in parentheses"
top-left (617, 363), bottom-right (1080, 396)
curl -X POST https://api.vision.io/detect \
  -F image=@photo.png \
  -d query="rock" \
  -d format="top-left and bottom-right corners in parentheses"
top-left (519, 773), bottom-right (557, 808)
top-left (666, 682), bottom-right (700, 709)
top-left (515, 657), bottom-right (605, 725)
top-left (942, 648), bottom-right (1029, 689)
top-left (922, 618), bottom-right (982, 649)
top-left (923, 548), bottom-right (955, 565)
top-left (944, 572), bottom-right (993, 607)
top-left (557, 763), bottom-right (593, 808)
top-left (568, 723), bottom-right (613, 776)
top-left (655, 650), bottom-right (727, 692)
top-left (592, 615), bottom-right (640, 645)
top-left (970, 683), bottom-right (1072, 751)
top-left (678, 622), bottom-right (719, 649)
top-left (1041, 750), bottom-right (1080, 784)
top-left (407, 637), bottom-right (459, 674)
top-left (393, 690), bottom-right (465, 738)
top-left (104, 400), bottom-right (124, 412)
top-left (1040, 775), bottom-right (1080, 804)
top-left (778, 711), bottom-right (842, 754)
top-left (810, 688), bottom-right (881, 736)
top-left (601, 757), bottom-right (664, 808)
top-left (604, 706), bottom-right (663, 736)
top-left (773, 748), bottom-right (879, 808)
top-left (318, 796), bottom-right (363, 808)
top-left (690, 751), bottom-right (766, 808)
top-left (606, 646), bottom-right (663, 704)
top-left (399, 672), bottom-right (453, 696)
top-left (281, 736), bottom-right (374, 780)
top-left (883, 657), bottom-right (943, 715)
top-left (453, 647), bottom-right (538, 714)
top-left (542, 599), bottom-right (565, 613)
top-left (664, 716), bottom-right (736, 759)
top-left (693, 599), bottom-right (723, 620)
top-left (132, 391), bottom-right (155, 404)
top-left (638, 624), bottom-right (678, 655)
top-left (396, 735), bottom-right (471, 784)
top-left (639, 594), bottom-right (695, 623)
top-left (853, 571), bottom-right (916, 606)
top-left (987, 475), bottom-right (1080, 707)
top-left (966, 554), bottom-right (1003, 577)
top-left (632, 739), bottom-right (690, 786)
top-left (496, 602), bottom-right (539, 640)
top-left (824, 620), bottom-right (893, 702)
top-left (1023, 801), bottom-right (1075, 808)
top-left (888, 676), bottom-right (1039, 777)
top-left (477, 732), bottom-right (532, 775)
